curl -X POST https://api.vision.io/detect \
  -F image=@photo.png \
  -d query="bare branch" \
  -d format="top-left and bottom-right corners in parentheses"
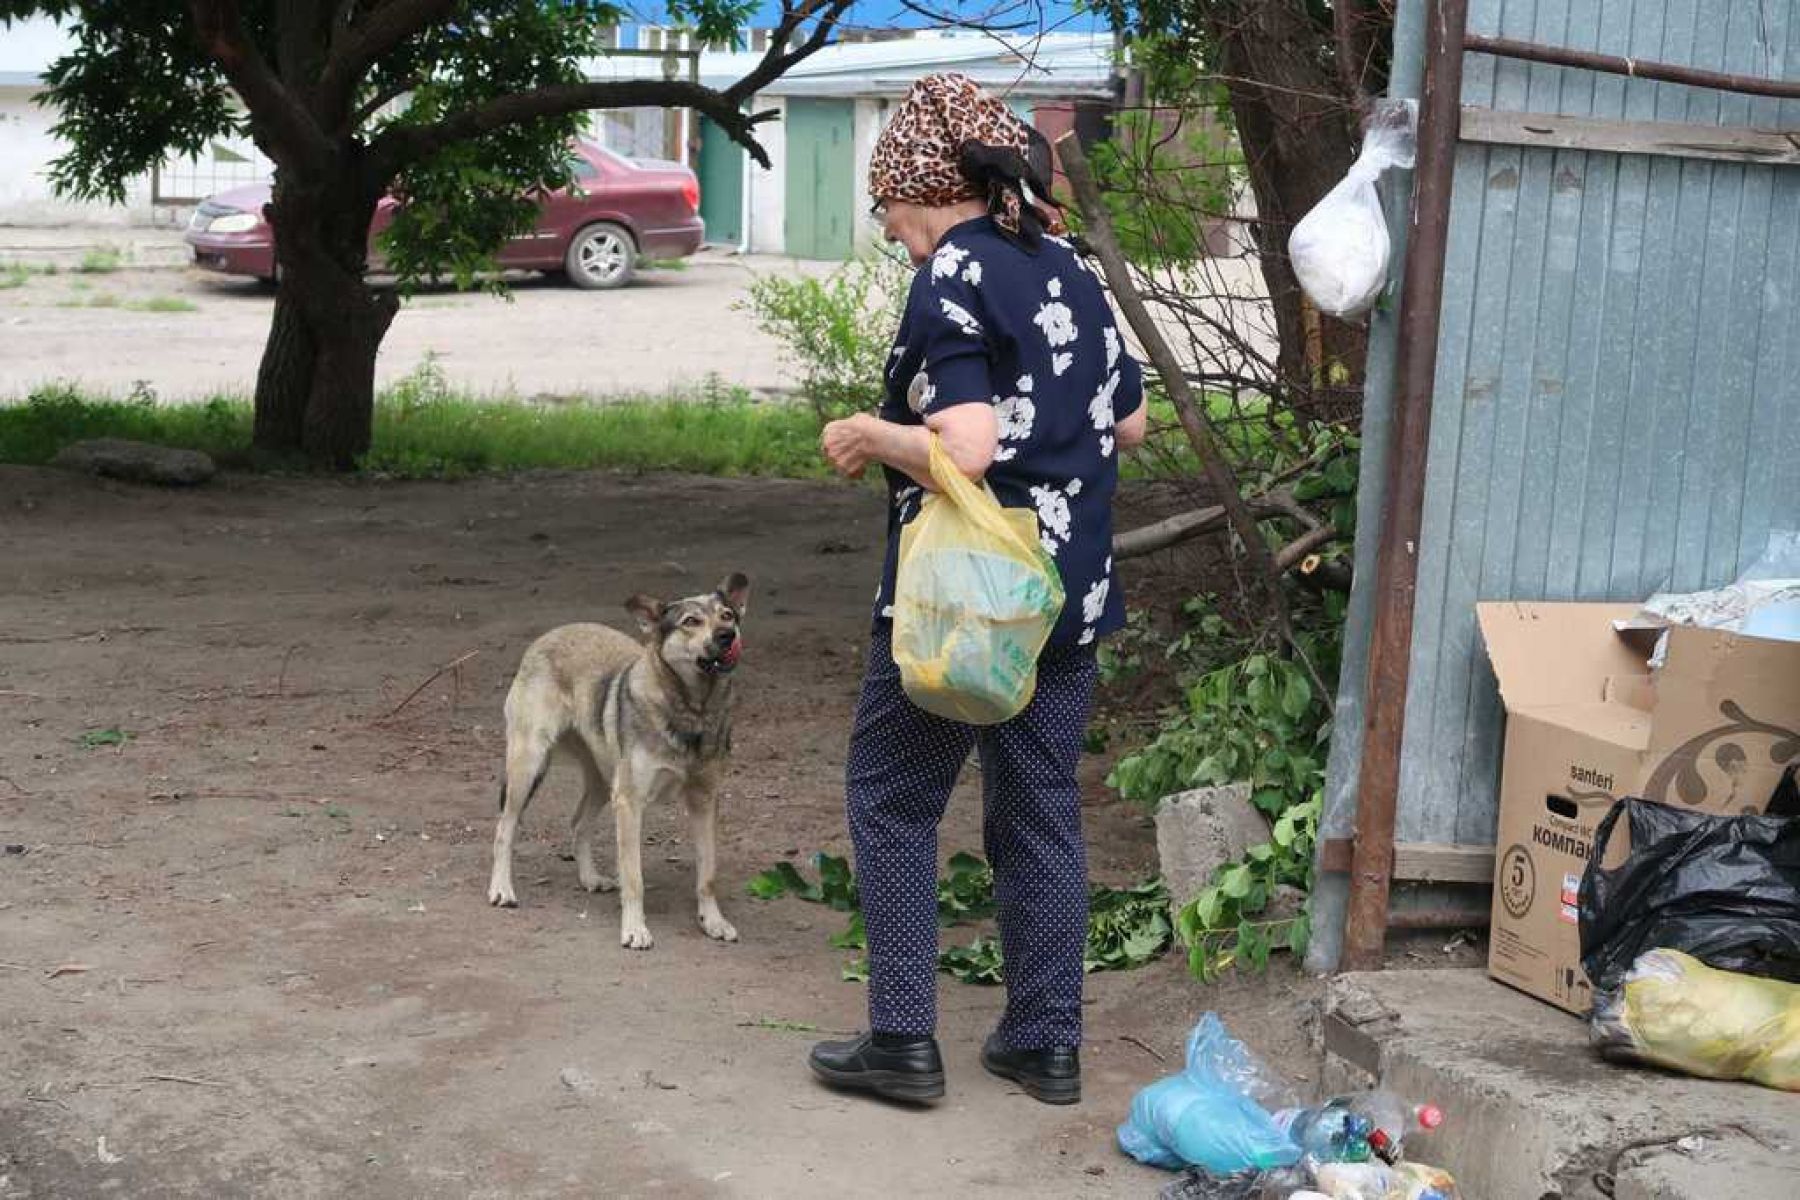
top-left (351, 75), bottom-right (421, 129)
top-left (370, 80), bottom-right (783, 177)
top-left (186, 0), bottom-right (333, 167)
top-left (369, 3), bottom-right (855, 181)
top-left (723, 1), bottom-right (851, 105)
top-left (1060, 129), bottom-right (1328, 699)
top-left (1275, 524), bottom-right (1341, 573)
top-left (318, 0), bottom-right (456, 127)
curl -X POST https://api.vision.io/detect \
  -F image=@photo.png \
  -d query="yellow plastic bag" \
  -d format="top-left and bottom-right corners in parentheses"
top-left (891, 436), bottom-right (1064, 725)
top-left (1591, 948), bottom-right (1800, 1091)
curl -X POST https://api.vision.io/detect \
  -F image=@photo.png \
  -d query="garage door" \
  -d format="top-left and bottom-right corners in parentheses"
top-left (783, 98), bottom-right (855, 260)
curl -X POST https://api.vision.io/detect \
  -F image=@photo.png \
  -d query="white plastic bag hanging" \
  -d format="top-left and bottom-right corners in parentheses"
top-left (1289, 100), bottom-right (1418, 318)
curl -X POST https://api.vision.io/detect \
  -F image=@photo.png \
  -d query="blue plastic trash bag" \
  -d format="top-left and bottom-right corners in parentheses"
top-left (1118, 1013), bottom-right (1302, 1173)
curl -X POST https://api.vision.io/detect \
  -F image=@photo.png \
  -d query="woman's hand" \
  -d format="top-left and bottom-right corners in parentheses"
top-left (822, 413), bottom-right (879, 479)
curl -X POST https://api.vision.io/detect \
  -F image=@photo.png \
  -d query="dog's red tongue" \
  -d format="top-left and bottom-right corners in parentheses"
top-left (721, 639), bottom-right (742, 669)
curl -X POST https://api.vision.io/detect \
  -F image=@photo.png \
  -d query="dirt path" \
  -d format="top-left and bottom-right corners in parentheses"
top-left (0, 232), bottom-right (833, 402)
top-left (0, 466), bottom-right (1322, 1199)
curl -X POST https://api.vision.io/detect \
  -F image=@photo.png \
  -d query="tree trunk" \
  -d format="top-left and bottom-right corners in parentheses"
top-left (1208, 2), bottom-right (1367, 422)
top-left (252, 173), bottom-right (397, 470)
top-left (252, 289), bottom-right (315, 456)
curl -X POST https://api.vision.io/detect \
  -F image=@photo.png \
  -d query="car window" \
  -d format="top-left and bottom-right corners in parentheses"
top-left (571, 159), bottom-right (600, 181)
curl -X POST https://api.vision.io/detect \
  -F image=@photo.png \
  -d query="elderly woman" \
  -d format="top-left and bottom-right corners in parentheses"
top-left (807, 74), bottom-right (1148, 1107)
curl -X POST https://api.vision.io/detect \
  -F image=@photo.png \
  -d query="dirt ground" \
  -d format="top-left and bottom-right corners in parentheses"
top-left (0, 464), bottom-right (1328, 1200)
top-left (0, 228), bottom-right (830, 402)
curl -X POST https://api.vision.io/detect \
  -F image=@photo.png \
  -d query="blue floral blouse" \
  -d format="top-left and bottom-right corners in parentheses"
top-left (873, 216), bottom-right (1146, 649)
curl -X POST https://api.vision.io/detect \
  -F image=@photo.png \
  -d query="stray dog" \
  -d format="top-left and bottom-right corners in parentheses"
top-left (487, 574), bottom-right (749, 950)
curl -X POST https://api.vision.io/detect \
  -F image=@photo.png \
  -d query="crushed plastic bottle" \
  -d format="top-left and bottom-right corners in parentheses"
top-left (1271, 1092), bottom-right (1442, 1165)
top-left (1351, 1093), bottom-right (1443, 1165)
top-left (1269, 1100), bottom-right (1375, 1162)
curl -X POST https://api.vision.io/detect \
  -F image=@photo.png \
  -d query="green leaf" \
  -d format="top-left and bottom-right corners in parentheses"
top-left (829, 911), bottom-right (867, 951)
top-left (745, 870), bottom-right (789, 900)
top-left (77, 727), bottom-right (130, 749)
top-left (1221, 866), bottom-right (1252, 900)
top-left (1282, 673), bottom-right (1313, 720)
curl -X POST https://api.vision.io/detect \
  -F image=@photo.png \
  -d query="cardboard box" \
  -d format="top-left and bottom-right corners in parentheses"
top-left (1477, 601), bottom-right (1800, 1014)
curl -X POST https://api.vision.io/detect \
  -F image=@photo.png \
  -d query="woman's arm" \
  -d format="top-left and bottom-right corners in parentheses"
top-left (822, 404), bottom-right (999, 489)
top-left (1115, 401), bottom-right (1148, 450)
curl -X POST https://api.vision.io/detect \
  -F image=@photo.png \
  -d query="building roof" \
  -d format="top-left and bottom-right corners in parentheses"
top-left (0, 15), bottom-right (1114, 101)
top-left (623, 1), bottom-right (1102, 36)
top-left (697, 32), bottom-right (1116, 99)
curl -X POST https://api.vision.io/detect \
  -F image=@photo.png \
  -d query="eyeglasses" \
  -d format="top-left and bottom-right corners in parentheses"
top-left (867, 201), bottom-right (889, 223)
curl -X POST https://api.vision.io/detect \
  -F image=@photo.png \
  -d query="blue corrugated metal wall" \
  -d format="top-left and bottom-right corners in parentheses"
top-left (1314, 0), bottom-right (1800, 965)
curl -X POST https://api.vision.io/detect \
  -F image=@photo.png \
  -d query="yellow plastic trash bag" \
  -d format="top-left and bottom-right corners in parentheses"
top-left (892, 436), bottom-right (1064, 725)
top-left (1311, 1161), bottom-right (1460, 1200)
top-left (1591, 948), bottom-right (1800, 1091)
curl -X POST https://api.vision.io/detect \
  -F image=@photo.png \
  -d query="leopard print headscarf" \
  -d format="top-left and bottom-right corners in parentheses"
top-left (867, 73), bottom-right (1064, 239)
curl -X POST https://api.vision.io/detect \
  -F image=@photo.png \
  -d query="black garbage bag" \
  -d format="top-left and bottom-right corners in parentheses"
top-left (1579, 797), bottom-right (1800, 995)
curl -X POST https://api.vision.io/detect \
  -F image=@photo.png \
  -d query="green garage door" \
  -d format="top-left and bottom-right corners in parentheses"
top-left (783, 98), bottom-right (855, 260)
top-left (697, 115), bottom-right (744, 247)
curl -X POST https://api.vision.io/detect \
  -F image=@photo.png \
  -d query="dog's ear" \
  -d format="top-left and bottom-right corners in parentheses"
top-left (625, 594), bottom-right (666, 634)
top-left (717, 572), bottom-right (751, 616)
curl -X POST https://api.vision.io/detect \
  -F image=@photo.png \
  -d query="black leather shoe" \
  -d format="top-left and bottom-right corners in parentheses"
top-left (981, 1033), bottom-right (1080, 1105)
top-left (809, 1032), bottom-right (945, 1103)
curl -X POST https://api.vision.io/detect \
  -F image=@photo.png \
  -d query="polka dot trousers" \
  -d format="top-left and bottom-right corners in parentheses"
top-left (846, 625), bottom-right (1099, 1050)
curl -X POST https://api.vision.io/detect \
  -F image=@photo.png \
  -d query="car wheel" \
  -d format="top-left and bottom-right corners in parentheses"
top-left (564, 222), bottom-right (637, 290)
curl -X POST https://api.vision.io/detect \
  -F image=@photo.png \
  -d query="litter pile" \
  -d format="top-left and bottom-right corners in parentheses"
top-left (1118, 1014), bottom-right (1457, 1200)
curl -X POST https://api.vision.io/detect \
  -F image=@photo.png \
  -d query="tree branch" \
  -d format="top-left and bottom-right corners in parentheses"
top-left (722, 2), bottom-right (850, 106)
top-left (366, 2), bottom-right (854, 180)
top-left (370, 80), bottom-right (782, 178)
top-left (351, 74), bottom-right (422, 129)
top-left (1060, 129), bottom-right (1328, 700)
top-left (186, 0), bottom-right (334, 168)
top-left (318, 0), bottom-right (457, 128)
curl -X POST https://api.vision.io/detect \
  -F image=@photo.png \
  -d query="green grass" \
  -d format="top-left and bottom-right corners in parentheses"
top-left (56, 293), bottom-right (120, 309)
top-left (0, 261), bottom-right (59, 288)
top-left (0, 383), bottom-right (827, 479)
top-left (125, 296), bottom-right (198, 313)
top-left (74, 246), bottom-right (124, 274)
top-left (53, 294), bottom-right (194, 312)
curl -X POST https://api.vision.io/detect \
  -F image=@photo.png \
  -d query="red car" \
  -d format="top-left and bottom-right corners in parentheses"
top-left (184, 141), bottom-right (703, 290)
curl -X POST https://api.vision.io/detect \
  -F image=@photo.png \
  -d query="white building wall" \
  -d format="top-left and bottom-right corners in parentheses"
top-left (851, 97), bottom-right (891, 255)
top-left (745, 94), bottom-right (786, 255)
top-left (0, 87), bottom-right (161, 225)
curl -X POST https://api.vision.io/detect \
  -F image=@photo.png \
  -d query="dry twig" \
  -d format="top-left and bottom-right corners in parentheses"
top-left (378, 650), bottom-right (480, 722)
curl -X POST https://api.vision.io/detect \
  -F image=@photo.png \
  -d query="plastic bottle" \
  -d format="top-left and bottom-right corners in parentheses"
top-left (1268, 1099), bottom-right (1374, 1162)
top-left (1349, 1092), bottom-right (1443, 1164)
top-left (1271, 1092), bottom-right (1443, 1165)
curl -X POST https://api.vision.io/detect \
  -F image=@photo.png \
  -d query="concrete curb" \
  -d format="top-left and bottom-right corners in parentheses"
top-left (1321, 969), bottom-right (1796, 1199)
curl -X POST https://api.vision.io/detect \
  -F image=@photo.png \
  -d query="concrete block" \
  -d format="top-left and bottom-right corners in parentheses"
top-left (1320, 969), bottom-right (1797, 1200)
top-left (1154, 784), bottom-right (1270, 909)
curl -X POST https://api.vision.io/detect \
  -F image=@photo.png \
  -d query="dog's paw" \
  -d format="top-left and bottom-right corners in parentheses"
top-left (620, 923), bottom-right (655, 951)
top-left (487, 885), bottom-right (518, 908)
top-left (700, 911), bottom-right (739, 943)
top-left (579, 871), bottom-right (618, 894)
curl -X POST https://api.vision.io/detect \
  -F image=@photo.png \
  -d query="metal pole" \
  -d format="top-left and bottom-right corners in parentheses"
top-left (1307, 0), bottom-right (1427, 976)
top-left (1341, 0), bottom-right (1469, 973)
top-left (1466, 33), bottom-right (1800, 101)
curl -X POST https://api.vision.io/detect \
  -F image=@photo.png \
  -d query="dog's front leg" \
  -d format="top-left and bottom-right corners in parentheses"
top-left (687, 785), bottom-right (737, 943)
top-left (612, 774), bottom-right (653, 950)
